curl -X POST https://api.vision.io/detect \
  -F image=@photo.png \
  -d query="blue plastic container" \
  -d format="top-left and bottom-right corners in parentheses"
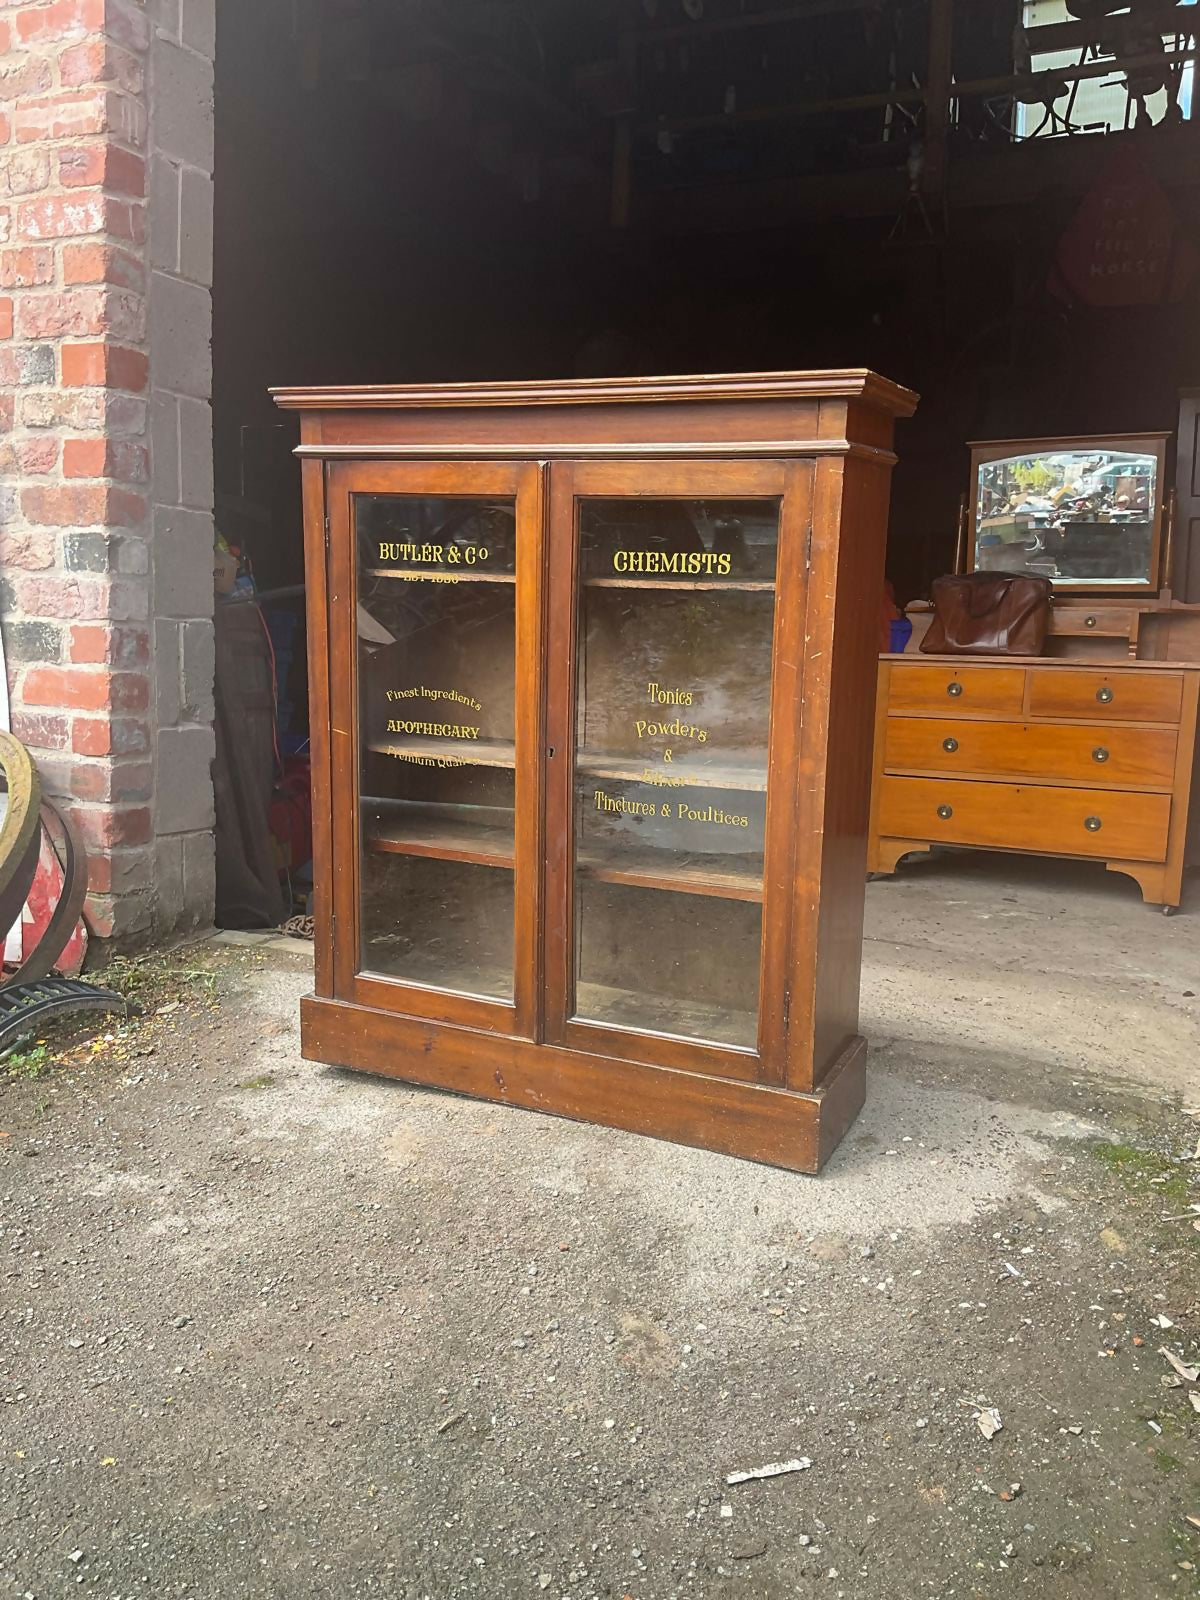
top-left (889, 616), bottom-right (913, 653)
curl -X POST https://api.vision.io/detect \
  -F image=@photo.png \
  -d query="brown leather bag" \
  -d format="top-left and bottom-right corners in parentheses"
top-left (920, 571), bottom-right (1052, 657)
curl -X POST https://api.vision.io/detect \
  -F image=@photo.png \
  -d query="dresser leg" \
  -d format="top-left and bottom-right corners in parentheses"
top-left (869, 837), bottom-right (931, 877)
top-left (1105, 859), bottom-right (1178, 910)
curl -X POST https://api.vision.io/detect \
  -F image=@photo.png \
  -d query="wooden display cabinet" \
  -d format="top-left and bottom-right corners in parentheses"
top-left (273, 370), bottom-right (916, 1173)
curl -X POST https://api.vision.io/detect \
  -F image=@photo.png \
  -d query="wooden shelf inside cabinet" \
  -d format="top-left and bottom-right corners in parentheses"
top-left (367, 737), bottom-right (516, 769)
top-left (584, 577), bottom-right (775, 592)
top-left (577, 751), bottom-right (768, 792)
top-left (363, 946), bottom-right (513, 1003)
top-left (365, 568), bottom-right (516, 584)
top-left (573, 982), bottom-right (758, 1053)
top-left (362, 802), bottom-right (514, 869)
top-left (577, 849), bottom-right (763, 902)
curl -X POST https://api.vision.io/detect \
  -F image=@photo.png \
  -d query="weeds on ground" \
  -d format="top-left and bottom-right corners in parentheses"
top-left (1, 1041), bottom-right (53, 1080)
top-left (1087, 1140), bottom-right (1197, 1207)
top-left (0, 942), bottom-right (225, 1089)
top-left (1081, 1133), bottom-right (1200, 1308)
top-left (100, 951), bottom-right (219, 1008)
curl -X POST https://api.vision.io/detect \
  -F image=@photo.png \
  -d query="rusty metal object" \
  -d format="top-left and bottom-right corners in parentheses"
top-left (0, 731), bottom-right (43, 946)
top-left (0, 735), bottom-right (126, 1041)
top-left (0, 977), bottom-right (127, 1051)
top-left (6, 801), bottom-right (89, 986)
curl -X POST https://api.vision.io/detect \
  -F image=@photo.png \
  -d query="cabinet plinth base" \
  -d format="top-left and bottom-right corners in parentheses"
top-left (300, 995), bottom-right (867, 1174)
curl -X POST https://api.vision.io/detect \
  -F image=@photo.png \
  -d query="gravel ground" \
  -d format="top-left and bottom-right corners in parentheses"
top-left (1, 854), bottom-right (1199, 1600)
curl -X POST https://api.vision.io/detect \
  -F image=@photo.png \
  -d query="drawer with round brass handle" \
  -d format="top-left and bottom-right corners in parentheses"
top-left (1027, 668), bottom-right (1183, 723)
top-left (1045, 605), bottom-right (1138, 637)
top-left (883, 717), bottom-right (1178, 787)
top-left (888, 665), bottom-right (1025, 716)
top-left (877, 775), bottom-right (1170, 863)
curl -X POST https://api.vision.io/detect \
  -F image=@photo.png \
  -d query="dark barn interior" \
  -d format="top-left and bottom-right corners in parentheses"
top-left (207, 0), bottom-right (1200, 918)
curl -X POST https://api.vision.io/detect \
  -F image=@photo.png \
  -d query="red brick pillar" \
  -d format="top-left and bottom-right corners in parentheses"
top-left (1, 0), bottom-right (215, 941)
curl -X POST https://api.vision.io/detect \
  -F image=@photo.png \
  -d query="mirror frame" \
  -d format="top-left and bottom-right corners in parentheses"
top-left (966, 433), bottom-right (1171, 596)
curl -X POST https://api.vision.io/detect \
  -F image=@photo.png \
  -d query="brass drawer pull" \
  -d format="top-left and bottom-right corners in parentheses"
top-left (1084, 815), bottom-right (1102, 832)
top-left (1096, 686), bottom-right (1113, 704)
top-left (1085, 615), bottom-right (1098, 628)
top-left (942, 737), bottom-right (959, 753)
top-left (947, 681), bottom-right (963, 697)
top-left (937, 804), bottom-right (954, 820)
top-left (1092, 746), bottom-right (1109, 763)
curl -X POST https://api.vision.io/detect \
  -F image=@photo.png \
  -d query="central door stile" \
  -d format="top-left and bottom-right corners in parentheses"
top-left (512, 459), bottom-right (549, 1041)
top-left (543, 461), bottom-right (580, 1048)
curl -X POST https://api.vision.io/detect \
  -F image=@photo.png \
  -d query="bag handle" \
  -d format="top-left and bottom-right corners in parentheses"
top-left (962, 577), bottom-right (1016, 620)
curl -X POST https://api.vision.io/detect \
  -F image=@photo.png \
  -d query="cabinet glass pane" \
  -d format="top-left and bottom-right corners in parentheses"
top-left (355, 494), bottom-right (516, 999)
top-left (572, 497), bottom-right (780, 1050)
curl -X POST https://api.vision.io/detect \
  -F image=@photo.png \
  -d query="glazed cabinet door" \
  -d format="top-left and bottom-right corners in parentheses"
top-left (326, 461), bottom-right (545, 1034)
top-left (545, 459), bottom-right (811, 1082)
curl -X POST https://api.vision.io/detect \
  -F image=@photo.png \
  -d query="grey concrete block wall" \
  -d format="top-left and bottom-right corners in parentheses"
top-left (153, 505), bottom-right (215, 617)
top-left (151, 390), bottom-right (181, 505)
top-left (149, 154), bottom-right (181, 273)
top-left (179, 395), bottom-right (215, 509)
top-left (150, 32), bottom-right (216, 171)
top-left (149, 274), bottom-right (213, 397)
top-left (181, 0), bottom-right (218, 61)
top-left (156, 724), bottom-right (217, 834)
top-left (180, 168), bottom-right (215, 286)
top-left (148, 0), bottom-right (217, 933)
top-left (183, 831), bottom-right (218, 921)
top-left (180, 617), bottom-right (216, 722)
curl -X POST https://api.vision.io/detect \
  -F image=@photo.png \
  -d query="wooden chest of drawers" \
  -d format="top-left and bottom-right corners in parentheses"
top-left (868, 656), bottom-right (1200, 909)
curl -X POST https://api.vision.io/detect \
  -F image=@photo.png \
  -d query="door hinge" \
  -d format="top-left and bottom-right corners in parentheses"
top-left (783, 983), bottom-right (791, 1027)
top-left (324, 512), bottom-right (331, 552)
top-left (804, 525), bottom-right (813, 570)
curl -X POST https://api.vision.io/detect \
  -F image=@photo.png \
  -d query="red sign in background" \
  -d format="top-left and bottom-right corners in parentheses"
top-left (1052, 150), bottom-right (1198, 306)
